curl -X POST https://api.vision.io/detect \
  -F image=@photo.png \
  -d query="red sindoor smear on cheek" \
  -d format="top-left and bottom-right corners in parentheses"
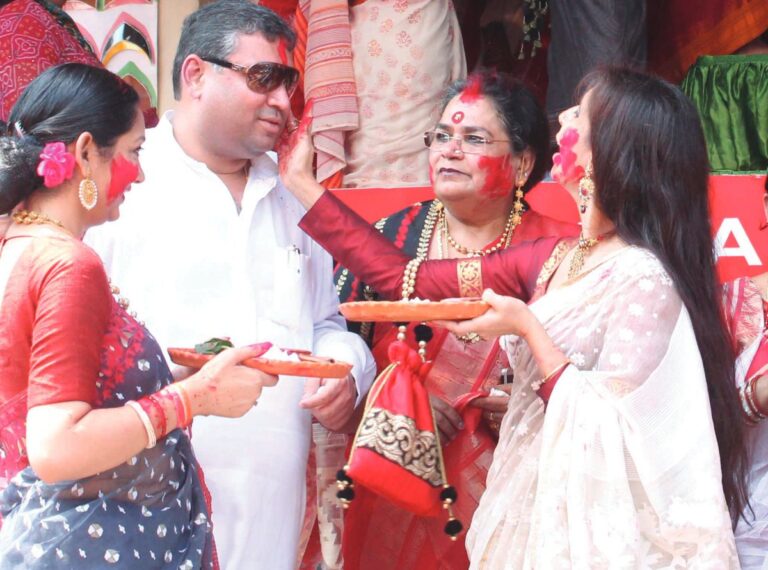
top-left (459, 75), bottom-right (482, 103)
top-left (107, 155), bottom-right (139, 203)
top-left (552, 128), bottom-right (585, 184)
top-left (477, 154), bottom-right (514, 198)
top-left (278, 38), bottom-right (288, 65)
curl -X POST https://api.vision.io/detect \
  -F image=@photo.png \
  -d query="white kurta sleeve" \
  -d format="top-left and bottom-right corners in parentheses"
top-left (309, 242), bottom-right (376, 406)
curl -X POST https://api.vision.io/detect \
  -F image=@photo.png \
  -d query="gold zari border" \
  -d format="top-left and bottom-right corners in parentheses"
top-left (356, 407), bottom-right (442, 487)
top-left (457, 258), bottom-right (483, 297)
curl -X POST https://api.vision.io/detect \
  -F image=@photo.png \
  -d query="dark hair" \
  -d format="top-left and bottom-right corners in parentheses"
top-left (172, 0), bottom-right (296, 100)
top-left (580, 66), bottom-right (748, 524)
top-left (441, 72), bottom-right (551, 192)
top-left (0, 63), bottom-right (139, 215)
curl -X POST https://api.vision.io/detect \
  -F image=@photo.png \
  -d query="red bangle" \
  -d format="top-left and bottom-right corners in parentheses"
top-left (147, 394), bottom-right (168, 439)
top-left (165, 384), bottom-right (192, 429)
top-left (536, 366), bottom-right (569, 403)
top-left (138, 396), bottom-right (167, 439)
top-left (171, 386), bottom-right (190, 429)
top-left (176, 383), bottom-right (192, 427)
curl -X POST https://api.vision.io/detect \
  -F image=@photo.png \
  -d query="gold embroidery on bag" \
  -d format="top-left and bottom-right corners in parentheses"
top-left (356, 407), bottom-right (442, 486)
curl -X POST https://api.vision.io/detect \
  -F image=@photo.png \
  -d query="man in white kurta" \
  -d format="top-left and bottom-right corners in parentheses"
top-left (86, 3), bottom-right (375, 569)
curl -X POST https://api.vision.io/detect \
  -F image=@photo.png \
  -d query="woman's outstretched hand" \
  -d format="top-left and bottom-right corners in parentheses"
top-left (278, 99), bottom-right (325, 209)
top-left (435, 289), bottom-right (537, 340)
top-left (184, 343), bottom-right (279, 418)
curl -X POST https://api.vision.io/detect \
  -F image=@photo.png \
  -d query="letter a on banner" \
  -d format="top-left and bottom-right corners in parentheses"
top-left (714, 218), bottom-right (762, 266)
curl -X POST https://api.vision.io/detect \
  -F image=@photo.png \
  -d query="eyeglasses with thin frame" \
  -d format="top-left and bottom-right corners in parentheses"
top-left (200, 56), bottom-right (299, 96)
top-left (423, 129), bottom-right (512, 155)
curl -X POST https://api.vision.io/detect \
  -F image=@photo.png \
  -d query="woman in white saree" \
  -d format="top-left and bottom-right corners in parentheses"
top-left (442, 67), bottom-right (748, 568)
top-left (281, 66), bottom-right (749, 568)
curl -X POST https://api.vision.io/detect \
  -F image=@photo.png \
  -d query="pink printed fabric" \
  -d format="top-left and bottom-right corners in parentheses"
top-left (343, 0), bottom-right (466, 188)
top-left (0, 0), bottom-right (101, 122)
top-left (299, 0), bottom-right (359, 183)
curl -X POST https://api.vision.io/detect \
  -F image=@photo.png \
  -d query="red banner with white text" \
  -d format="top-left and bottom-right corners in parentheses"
top-left (331, 174), bottom-right (768, 283)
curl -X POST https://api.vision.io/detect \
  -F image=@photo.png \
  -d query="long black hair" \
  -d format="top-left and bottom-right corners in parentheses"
top-left (441, 72), bottom-right (551, 192)
top-left (581, 66), bottom-right (748, 524)
top-left (0, 63), bottom-right (139, 214)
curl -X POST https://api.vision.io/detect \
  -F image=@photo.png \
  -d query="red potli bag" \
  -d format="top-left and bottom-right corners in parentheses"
top-left (336, 324), bottom-right (463, 540)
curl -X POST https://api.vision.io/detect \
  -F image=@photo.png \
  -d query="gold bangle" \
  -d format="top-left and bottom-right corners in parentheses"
top-left (747, 375), bottom-right (768, 419)
top-left (542, 360), bottom-right (571, 385)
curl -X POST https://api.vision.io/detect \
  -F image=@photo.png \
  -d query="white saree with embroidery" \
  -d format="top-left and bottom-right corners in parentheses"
top-left (466, 246), bottom-right (738, 569)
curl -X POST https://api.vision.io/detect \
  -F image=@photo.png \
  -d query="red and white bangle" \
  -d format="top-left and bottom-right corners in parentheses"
top-left (532, 360), bottom-right (570, 403)
top-left (126, 400), bottom-right (157, 448)
top-left (741, 376), bottom-right (768, 424)
top-left (166, 384), bottom-right (192, 429)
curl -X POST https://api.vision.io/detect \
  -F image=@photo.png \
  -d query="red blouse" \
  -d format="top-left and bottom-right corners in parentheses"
top-left (0, 235), bottom-right (111, 408)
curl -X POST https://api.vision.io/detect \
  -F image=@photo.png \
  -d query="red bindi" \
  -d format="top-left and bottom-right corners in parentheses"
top-left (451, 111), bottom-right (464, 124)
top-left (477, 154), bottom-right (515, 199)
top-left (107, 154), bottom-right (139, 204)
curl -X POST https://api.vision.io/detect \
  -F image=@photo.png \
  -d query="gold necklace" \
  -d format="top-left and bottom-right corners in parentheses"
top-left (210, 162), bottom-right (250, 178)
top-left (439, 206), bottom-right (519, 257)
top-left (568, 230), bottom-right (616, 279)
top-left (12, 210), bottom-right (68, 232)
top-left (438, 188), bottom-right (524, 257)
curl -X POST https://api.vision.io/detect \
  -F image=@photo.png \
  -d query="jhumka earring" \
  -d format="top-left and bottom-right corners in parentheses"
top-left (79, 167), bottom-right (98, 211)
top-left (578, 162), bottom-right (595, 214)
top-left (511, 171), bottom-right (526, 228)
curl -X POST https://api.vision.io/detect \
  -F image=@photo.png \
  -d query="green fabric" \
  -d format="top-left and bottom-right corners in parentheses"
top-left (682, 54), bottom-right (768, 174)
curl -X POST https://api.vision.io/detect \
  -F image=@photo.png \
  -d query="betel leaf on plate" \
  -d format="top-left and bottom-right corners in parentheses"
top-left (194, 337), bottom-right (234, 355)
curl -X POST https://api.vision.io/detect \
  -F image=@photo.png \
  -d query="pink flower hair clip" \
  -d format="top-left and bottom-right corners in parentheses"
top-left (37, 142), bottom-right (76, 188)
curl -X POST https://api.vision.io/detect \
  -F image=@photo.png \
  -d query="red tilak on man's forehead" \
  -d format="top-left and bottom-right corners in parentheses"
top-left (277, 38), bottom-right (288, 65)
top-left (451, 111), bottom-right (464, 124)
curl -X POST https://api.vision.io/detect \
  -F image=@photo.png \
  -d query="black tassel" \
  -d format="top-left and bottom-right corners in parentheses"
top-left (336, 466), bottom-right (355, 508)
top-left (444, 517), bottom-right (464, 539)
top-left (439, 485), bottom-right (458, 505)
top-left (336, 486), bottom-right (355, 502)
top-left (413, 323), bottom-right (434, 343)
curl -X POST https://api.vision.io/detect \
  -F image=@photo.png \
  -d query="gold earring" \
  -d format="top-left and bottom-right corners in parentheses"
top-left (578, 162), bottom-right (594, 214)
top-left (78, 168), bottom-right (98, 211)
top-left (511, 174), bottom-right (525, 226)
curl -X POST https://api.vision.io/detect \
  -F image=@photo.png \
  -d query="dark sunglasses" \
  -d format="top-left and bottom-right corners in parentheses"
top-left (200, 56), bottom-right (299, 96)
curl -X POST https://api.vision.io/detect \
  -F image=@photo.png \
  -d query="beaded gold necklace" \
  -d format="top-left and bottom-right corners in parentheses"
top-left (12, 209), bottom-right (68, 232)
top-left (437, 188), bottom-right (524, 258)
